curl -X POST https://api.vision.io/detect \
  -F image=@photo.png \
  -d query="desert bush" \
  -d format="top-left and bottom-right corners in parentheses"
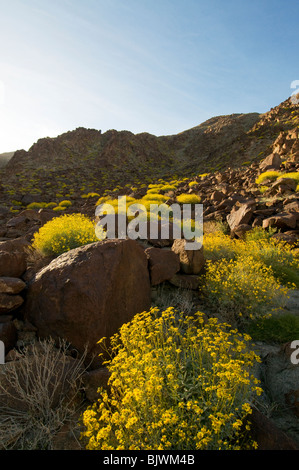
top-left (203, 231), bottom-right (299, 288)
top-left (32, 213), bottom-right (99, 257)
top-left (59, 200), bottom-right (72, 208)
top-left (142, 193), bottom-right (168, 203)
top-left (202, 256), bottom-right (289, 327)
top-left (255, 171), bottom-right (281, 185)
top-left (81, 307), bottom-right (262, 450)
top-left (81, 192), bottom-right (100, 199)
top-left (0, 338), bottom-right (87, 450)
top-left (203, 231), bottom-right (237, 261)
top-left (282, 171), bottom-right (299, 182)
top-left (176, 194), bottom-right (201, 204)
top-left (259, 185), bottom-right (269, 194)
top-left (27, 202), bottom-right (48, 210)
top-left (46, 202), bottom-right (58, 209)
top-left (244, 226), bottom-right (277, 242)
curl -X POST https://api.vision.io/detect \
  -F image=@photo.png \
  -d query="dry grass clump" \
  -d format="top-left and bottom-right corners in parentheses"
top-left (0, 338), bottom-right (87, 450)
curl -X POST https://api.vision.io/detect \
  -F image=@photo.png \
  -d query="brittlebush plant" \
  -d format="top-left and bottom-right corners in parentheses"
top-left (203, 229), bottom-right (299, 288)
top-left (203, 256), bottom-right (289, 328)
top-left (81, 308), bottom-right (262, 450)
top-left (32, 213), bottom-right (99, 257)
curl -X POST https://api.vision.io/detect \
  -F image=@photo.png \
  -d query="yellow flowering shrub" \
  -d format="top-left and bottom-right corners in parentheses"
top-left (81, 308), bottom-right (262, 450)
top-left (255, 171), bottom-right (281, 185)
top-left (203, 230), bottom-right (299, 288)
top-left (32, 213), bottom-right (99, 257)
top-left (203, 256), bottom-right (289, 327)
top-left (176, 193), bottom-right (201, 204)
top-left (282, 171), bottom-right (299, 182)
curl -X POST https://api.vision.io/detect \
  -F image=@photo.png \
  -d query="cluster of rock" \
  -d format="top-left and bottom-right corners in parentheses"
top-left (171, 148), bottom-right (299, 245)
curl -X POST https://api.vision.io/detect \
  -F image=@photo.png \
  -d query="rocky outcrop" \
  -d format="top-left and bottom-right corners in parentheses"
top-left (171, 239), bottom-right (205, 275)
top-left (226, 201), bottom-right (256, 234)
top-left (145, 247), bottom-right (180, 286)
top-left (24, 239), bottom-right (151, 367)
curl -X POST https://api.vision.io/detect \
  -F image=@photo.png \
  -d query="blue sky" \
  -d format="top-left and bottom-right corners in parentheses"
top-left (0, 0), bottom-right (298, 153)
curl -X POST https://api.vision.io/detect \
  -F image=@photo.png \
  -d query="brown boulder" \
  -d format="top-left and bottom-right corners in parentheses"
top-left (272, 231), bottom-right (299, 246)
top-left (0, 277), bottom-right (26, 294)
top-left (232, 224), bottom-right (253, 238)
top-left (263, 212), bottom-right (298, 230)
top-left (145, 247), bottom-right (180, 286)
top-left (249, 409), bottom-right (298, 450)
top-left (226, 201), bottom-right (256, 232)
top-left (271, 177), bottom-right (297, 194)
top-left (0, 238), bottom-right (29, 277)
top-left (0, 293), bottom-right (24, 314)
top-left (171, 239), bottom-right (205, 275)
top-left (24, 239), bottom-right (151, 366)
top-left (283, 200), bottom-right (299, 212)
top-left (259, 153), bottom-right (282, 171)
top-left (0, 320), bottom-right (17, 352)
top-left (210, 190), bottom-right (225, 203)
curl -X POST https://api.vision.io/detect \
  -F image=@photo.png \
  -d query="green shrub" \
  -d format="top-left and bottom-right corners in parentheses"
top-left (32, 213), bottom-right (99, 257)
top-left (81, 307), bottom-right (262, 450)
top-left (247, 314), bottom-right (299, 344)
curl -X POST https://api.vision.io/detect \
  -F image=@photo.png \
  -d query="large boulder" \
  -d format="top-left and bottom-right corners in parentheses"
top-left (259, 153), bottom-right (282, 171)
top-left (263, 212), bottom-right (299, 230)
top-left (270, 177), bottom-right (297, 194)
top-left (24, 239), bottom-right (151, 366)
top-left (226, 201), bottom-right (256, 233)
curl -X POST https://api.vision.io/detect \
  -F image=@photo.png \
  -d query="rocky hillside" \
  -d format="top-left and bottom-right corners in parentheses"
top-left (0, 94), bottom-right (298, 211)
top-left (0, 95), bottom-right (298, 450)
top-left (0, 152), bottom-right (14, 169)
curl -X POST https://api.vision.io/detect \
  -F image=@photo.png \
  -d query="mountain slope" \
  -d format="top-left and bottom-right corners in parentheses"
top-left (0, 95), bottom-right (298, 209)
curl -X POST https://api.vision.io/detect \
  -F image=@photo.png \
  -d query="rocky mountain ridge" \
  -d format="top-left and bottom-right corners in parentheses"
top-left (1, 94), bottom-right (298, 211)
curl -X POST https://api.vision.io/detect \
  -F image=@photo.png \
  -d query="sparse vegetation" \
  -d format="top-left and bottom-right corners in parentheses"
top-left (247, 314), bottom-right (299, 344)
